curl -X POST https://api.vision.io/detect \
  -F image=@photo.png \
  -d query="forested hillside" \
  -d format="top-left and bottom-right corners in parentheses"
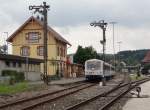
top-left (103, 49), bottom-right (149, 65)
top-left (117, 49), bottom-right (150, 65)
top-left (73, 45), bottom-right (149, 66)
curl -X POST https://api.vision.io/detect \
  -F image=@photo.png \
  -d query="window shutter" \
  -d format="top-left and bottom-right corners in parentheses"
top-left (20, 47), bottom-right (23, 56)
top-left (37, 46), bottom-right (39, 56)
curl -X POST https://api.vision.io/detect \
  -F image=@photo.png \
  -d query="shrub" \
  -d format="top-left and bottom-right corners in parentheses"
top-left (2, 70), bottom-right (16, 76)
top-left (1, 70), bottom-right (25, 83)
top-left (15, 72), bottom-right (25, 82)
top-left (48, 75), bottom-right (60, 80)
top-left (41, 74), bottom-right (60, 81)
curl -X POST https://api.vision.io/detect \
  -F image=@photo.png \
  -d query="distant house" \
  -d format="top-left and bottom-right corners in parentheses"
top-left (141, 51), bottom-right (150, 74)
top-left (0, 54), bottom-right (43, 81)
top-left (142, 51), bottom-right (150, 64)
top-left (67, 54), bottom-right (74, 64)
top-left (66, 55), bottom-right (84, 78)
top-left (7, 16), bottom-right (71, 77)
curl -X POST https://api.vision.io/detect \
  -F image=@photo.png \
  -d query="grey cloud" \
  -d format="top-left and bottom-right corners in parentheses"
top-left (1, 0), bottom-right (150, 54)
top-left (0, 0), bottom-right (150, 28)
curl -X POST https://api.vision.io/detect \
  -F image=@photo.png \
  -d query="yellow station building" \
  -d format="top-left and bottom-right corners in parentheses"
top-left (7, 16), bottom-right (71, 77)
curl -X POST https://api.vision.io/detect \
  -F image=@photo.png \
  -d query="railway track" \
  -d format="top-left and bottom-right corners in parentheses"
top-left (99, 78), bottom-right (150, 110)
top-left (0, 73), bottom-right (127, 110)
top-left (2, 73), bottom-right (146, 110)
top-left (65, 77), bottom-right (150, 110)
top-left (0, 82), bottom-right (96, 110)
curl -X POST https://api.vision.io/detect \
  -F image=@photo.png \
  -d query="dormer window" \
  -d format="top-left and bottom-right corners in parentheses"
top-left (26, 32), bottom-right (41, 43)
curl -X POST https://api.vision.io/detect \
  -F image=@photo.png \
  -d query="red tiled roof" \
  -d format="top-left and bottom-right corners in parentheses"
top-left (142, 51), bottom-right (150, 63)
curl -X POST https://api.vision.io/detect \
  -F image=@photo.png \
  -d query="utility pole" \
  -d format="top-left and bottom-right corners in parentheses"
top-left (29, 2), bottom-right (50, 85)
top-left (110, 22), bottom-right (117, 71)
top-left (117, 41), bottom-right (122, 72)
top-left (90, 20), bottom-right (107, 86)
top-left (3, 32), bottom-right (8, 54)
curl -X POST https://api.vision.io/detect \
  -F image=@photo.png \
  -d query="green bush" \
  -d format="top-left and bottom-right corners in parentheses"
top-left (48, 75), bottom-right (60, 80)
top-left (2, 70), bottom-right (16, 76)
top-left (2, 70), bottom-right (25, 83)
top-left (15, 72), bottom-right (25, 82)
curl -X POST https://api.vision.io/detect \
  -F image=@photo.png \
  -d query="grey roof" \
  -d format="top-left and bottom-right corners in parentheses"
top-left (0, 54), bottom-right (43, 64)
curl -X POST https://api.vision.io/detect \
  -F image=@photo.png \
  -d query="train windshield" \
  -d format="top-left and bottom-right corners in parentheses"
top-left (86, 61), bottom-right (101, 70)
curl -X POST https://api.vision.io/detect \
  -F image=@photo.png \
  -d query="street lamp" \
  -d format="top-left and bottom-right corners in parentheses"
top-left (90, 20), bottom-right (108, 86)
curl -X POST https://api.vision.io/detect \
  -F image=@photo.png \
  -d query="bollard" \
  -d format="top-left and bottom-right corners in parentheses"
top-left (136, 86), bottom-right (141, 98)
top-left (99, 82), bottom-right (103, 86)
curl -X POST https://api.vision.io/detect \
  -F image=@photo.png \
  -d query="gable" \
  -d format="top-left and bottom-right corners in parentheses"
top-left (10, 18), bottom-right (44, 45)
top-left (7, 16), bottom-right (71, 46)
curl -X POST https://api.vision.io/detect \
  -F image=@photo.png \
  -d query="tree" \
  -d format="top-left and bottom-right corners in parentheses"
top-left (0, 45), bottom-right (8, 54)
top-left (73, 45), bottom-right (98, 65)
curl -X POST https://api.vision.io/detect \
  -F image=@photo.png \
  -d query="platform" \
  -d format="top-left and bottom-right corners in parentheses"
top-left (123, 80), bottom-right (150, 110)
top-left (29, 77), bottom-right (85, 85)
top-left (50, 77), bottom-right (85, 85)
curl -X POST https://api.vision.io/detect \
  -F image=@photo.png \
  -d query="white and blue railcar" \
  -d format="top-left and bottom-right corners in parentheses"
top-left (85, 59), bottom-right (115, 80)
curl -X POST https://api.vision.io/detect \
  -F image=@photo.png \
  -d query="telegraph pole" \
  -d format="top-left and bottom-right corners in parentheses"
top-left (117, 41), bottom-right (122, 72)
top-left (90, 20), bottom-right (107, 86)
top-left (3, 32), bottom-right (9, 54)
top-left (110, 22), bottom-right (117, 70)
top-left (29, 2), bottom-right (50, 85)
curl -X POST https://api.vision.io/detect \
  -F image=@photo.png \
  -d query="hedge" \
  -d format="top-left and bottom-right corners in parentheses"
top-left (1, 70), bottom-right (25, 83)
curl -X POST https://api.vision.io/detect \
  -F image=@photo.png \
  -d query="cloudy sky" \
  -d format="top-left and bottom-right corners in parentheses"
top-left (0, 0), bottom-right (150, 54)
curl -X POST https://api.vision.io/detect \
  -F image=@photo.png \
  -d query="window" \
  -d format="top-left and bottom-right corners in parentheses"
top-left (5, 61), bottom-right (10, 67)
top-left (57, 46), bottom-right (59, 56)
top-left (18, 62), bottom-right (22, 67)
top-left (26, 32), bottom-right (41, 43)
top-left (60, 47), bottom-right (63, 57)
top-left (37, 46), bottom-right (44, 56)
top-left (63, 48), bottom-right (66, 57)
top-left (21, 46), bottom-right (30, 56)
top-left (13, 62), bottom-right (16, 67)
top-left (62, 48), bottom-right (63, 57)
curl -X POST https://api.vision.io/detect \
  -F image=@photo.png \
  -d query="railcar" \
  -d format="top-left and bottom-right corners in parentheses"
top-left (85, 59), bottom-right (115, 80)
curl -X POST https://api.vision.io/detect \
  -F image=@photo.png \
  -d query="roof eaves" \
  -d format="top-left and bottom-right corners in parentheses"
top-left (7, 16), bottom-right (71, 46)
top-left (7, 16), bottom-right (34, 42)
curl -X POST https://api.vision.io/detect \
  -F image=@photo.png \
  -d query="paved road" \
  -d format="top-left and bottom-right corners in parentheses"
top-left (123, 81), bottom-right (150, 110)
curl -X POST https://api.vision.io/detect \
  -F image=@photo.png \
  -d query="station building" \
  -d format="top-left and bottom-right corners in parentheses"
top-left (7, 16), bottom-right (71, 77)
top-left (0, 54), bottom-right (43, 81)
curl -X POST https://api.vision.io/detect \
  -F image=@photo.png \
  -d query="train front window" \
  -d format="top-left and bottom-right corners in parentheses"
top-left (86, 61), bottom-right (101, 70)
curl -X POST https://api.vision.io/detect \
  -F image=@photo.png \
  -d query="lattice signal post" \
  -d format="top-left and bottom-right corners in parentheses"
top-left (29, 2), bottom-right (50, 85)
top-left (90, 20), bottom-right (108, 86)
